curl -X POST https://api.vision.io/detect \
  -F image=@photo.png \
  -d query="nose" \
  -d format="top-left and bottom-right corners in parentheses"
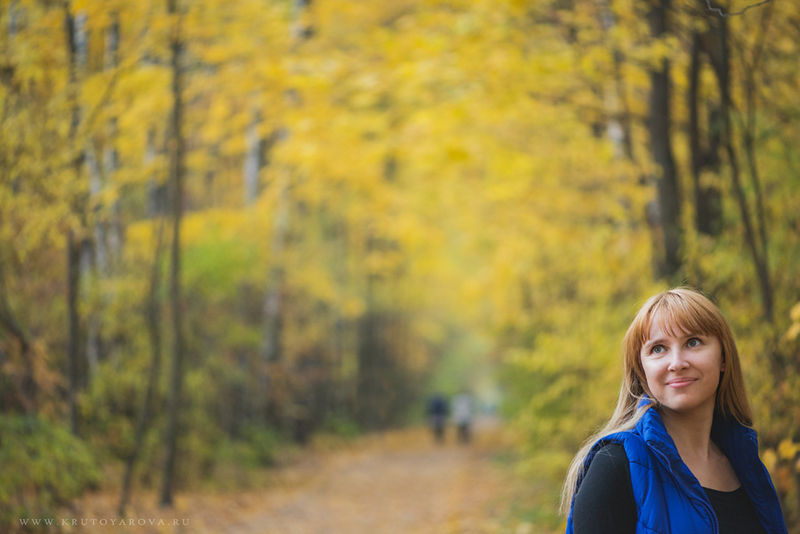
top-left (667, 348), bottom-right (689, 371)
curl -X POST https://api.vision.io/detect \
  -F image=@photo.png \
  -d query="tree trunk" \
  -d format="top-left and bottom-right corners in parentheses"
top-left (257, 0), bottom-right (313, 427)
top-left (688, 30), bottom-right (722, 236)
top-left (258, 170), bottom-right (289, 423)
top-left (647, 0), bottom-right (681, 279)
top-left (243, 113), bottom-right (261, 205)
top-left (67, 230), bottom-right (81, 435)
top-left (160, 0), bottom-right (186, 507)
top-left (120, 121), bottom-right (164, 513)
top-left (86, 20), bottom-right (122, 374)
top-left (85, 144), bottom-right (103, 378)
top-left (741, 5), bottom-right (773, 298)
top-left (146, 130), bottom-right (168, 217)
top-left (612, 51), bottom-right (635, 162)
top-left (291, 0), bottom-right (314, 41)
top-left (119, 215), bottom-right (166, 516)
top-left (0, 257), bottom-right (36, 413)
top-left (64, 4), bottom-right (86, 436)
top-left (356, 308), bottom-right (385, 430)
top-left (597, 0), bottom-right (634, 161)
top-left (706, 10), bottom-right (773, 321)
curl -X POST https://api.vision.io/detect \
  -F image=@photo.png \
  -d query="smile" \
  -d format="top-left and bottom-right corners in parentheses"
top-left (667, 378), bottom-right (697, 388)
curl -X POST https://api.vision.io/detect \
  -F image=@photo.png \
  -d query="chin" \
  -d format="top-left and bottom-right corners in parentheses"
top-left (659, 396), bottom-right (714, 414)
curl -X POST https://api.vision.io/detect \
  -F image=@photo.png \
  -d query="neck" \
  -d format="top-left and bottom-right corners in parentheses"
top-left (659, 404), bottom-right (718, 460)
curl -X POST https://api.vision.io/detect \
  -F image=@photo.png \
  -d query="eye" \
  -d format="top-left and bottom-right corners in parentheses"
top-left (687, 338), bottom-right (701, 347)
top-left (651, 345), bottom-right (665, 354)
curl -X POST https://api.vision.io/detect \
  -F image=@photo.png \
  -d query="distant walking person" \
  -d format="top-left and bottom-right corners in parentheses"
top-left (427, 393), bottom-right (448, 444)
top-left (452, 391), bottom-right (473, 444)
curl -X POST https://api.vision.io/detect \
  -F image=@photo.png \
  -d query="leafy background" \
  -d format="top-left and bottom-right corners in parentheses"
top-left (1, 0), bottom-right (800, 531)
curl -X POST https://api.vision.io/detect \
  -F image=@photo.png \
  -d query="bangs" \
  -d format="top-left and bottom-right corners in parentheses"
top-left (635, 292), bottom-right (721, 347)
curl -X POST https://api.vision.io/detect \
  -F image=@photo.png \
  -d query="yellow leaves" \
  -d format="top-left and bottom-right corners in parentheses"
top-left (182, 209), bottom-right (265, 246)
top-left (579, 46), bottom-right (614, 81)
top-left (762, 448), bottom-right (778, 472)
top-left (80, 72), bottom-right (116, 118)
top-left (763, 440), bottom-right (800, 476)
top-left (124, 220), bottom-right (156, 260)
top-left (341, 297), bottom-right (366, 319)
top-left (786, 302), bottom-right (800, 341)
top-left (778, 439), bottom-right (800, 462)
top-left (627, 34), bottom-right (681, 71)
top-left (787, 324), bottom-right (800, 342)
top-left (775, 36), bottom-right (797, 55)
top-left (446, 144), bottom-right (471, 163)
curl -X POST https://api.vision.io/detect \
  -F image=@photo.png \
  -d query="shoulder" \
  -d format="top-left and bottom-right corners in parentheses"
top-left (593, 430), bottom-right (652, 463)
top-left (572, 443), bottom-right (636, 534)
top-left (577, 442), bottom-right (632, 502)
top-left (585, 442), bottom-right (630, 480)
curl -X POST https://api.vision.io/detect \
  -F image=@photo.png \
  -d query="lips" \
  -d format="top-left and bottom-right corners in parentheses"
top-left (667, 378), bottom-right (697, 388)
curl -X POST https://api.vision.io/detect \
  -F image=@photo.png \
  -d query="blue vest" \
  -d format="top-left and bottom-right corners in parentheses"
top-left (566, 406), bottom-right (787, 534)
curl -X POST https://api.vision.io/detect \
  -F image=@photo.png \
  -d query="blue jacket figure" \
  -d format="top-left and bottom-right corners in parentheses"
top-left (428, 393), bottom-right (448, 444)
top-left (562, 288), bottom-right (787, 534)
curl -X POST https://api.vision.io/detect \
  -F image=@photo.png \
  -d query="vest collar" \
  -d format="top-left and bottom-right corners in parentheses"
top-left (636, 404), bottom-right (709, 500)
top-left (636, 397), bottom-right (785, 532)
top-left (634, 396), bottom-right (758, 473)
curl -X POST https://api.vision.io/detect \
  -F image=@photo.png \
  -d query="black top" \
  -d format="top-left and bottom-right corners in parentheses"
top-left (572, 443), bottom-right (768, 534)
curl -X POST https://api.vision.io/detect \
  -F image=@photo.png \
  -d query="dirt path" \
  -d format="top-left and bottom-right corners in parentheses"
top-left (75, 418), bottom-right (515, 534)
top-left (201, 418), bottom-right (511, 534)
top-left (216, 418), bottom-right (510, 534)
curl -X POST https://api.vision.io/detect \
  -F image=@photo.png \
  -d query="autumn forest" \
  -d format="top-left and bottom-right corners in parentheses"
top-left (1, 0), bottom-right (800, 532)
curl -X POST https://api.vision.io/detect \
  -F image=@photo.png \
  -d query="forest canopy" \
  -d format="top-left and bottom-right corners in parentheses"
top-left (1, 0), bottom-right (799, 530)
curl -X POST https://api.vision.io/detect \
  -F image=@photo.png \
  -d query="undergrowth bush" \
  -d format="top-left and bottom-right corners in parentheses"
top-left (0, 415), bottom-right (100, 531)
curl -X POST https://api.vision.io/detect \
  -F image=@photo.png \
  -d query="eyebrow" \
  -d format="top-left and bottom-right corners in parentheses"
top-left (641, 338), bottom-right (666, 352)
top-left (642, 332), bottom-right (705, 350)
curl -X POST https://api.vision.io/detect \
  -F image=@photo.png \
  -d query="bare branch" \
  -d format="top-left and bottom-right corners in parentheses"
top-left (705, 0), bottom-right (772, 18)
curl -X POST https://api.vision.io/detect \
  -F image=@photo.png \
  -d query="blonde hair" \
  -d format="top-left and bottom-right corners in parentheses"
top-left (560, 287), bottom-right (753, 515)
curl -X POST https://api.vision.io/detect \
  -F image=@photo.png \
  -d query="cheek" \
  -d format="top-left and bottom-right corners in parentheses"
top-left (639, 359), bottom-right (658, 389)
top-left (640, 358), bottom-right (655, 379)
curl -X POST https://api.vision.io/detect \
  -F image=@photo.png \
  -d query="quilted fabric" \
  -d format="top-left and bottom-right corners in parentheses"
top-left (566, 403), bottom-right (787, 534)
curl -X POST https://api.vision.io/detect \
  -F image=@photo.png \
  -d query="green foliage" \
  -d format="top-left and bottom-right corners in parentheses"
top-left (241, 424), bottom-right (281, 467)
top-left (79, 359), bottom-right (154, 460)
top-left (0, 416), bottom-right (100, 528)
top-left (213, 425), bottom-right (280, 470)
top-left (1, 0), bottom-right (799, 527)
top-left (321, 416), bottom-right (361, 439)
top-left (181, 212), bottom-right (266, 303)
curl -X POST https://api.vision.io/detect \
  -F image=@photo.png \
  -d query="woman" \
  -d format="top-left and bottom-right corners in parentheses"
top-left (562, 288), bottom-right (786, 534)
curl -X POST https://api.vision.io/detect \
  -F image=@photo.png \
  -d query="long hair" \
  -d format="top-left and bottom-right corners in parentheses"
top-left (560, 287), bottom-right (754, 515)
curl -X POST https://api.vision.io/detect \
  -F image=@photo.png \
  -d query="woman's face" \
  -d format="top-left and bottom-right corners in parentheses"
top-left (639, 314), bottom-right (725, 417)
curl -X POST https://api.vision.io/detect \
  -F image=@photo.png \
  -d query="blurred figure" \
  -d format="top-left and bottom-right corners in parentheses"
top-left (451, 391), bottom-right (473, 444)
top-left (427, 393), bottom-right (448, 444)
